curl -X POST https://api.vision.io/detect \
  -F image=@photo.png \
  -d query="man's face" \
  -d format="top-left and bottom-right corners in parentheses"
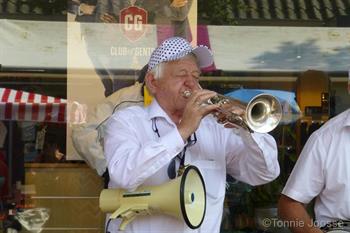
top-left (153, 56), bottom-right (201, 113)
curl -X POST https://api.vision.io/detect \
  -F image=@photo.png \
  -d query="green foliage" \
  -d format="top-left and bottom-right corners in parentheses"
top-left (247, 125), bottom-right (298, 207)
top-left (225, 125), bottom-right (298, 210)
top-left (198, 0), bottom-right (237, 25)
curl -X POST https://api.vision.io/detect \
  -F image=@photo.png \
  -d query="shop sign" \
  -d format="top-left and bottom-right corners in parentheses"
top-left (119, 6), bottom-right (148, 42)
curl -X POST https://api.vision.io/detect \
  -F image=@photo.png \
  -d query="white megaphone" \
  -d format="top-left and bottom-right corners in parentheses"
top-left (99, 165), bottom-right (206, 230)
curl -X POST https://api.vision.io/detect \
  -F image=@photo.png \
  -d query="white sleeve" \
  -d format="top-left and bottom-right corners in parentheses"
top-left (282, 132), bottom-right (325, 204)
top-left (226, 129), bottom-right (280, 186)
top-left (104, 113), bottom-right (186, 191)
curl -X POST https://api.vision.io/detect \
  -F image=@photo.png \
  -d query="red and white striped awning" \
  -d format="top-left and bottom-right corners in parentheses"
top-left (0, 87), bottom-right (66, 123)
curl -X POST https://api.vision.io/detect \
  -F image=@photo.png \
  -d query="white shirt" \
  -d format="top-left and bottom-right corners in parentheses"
top-left (282, 108), bottom-right (350, 226)
top-left (104, 99), bottom-right (279, 233)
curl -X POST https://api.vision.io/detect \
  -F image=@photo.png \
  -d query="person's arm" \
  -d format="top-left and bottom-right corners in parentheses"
top-left (68, 1), bottom-right (95, 16)
top-left (278, 195), bottom-right (323, 233)
top-left (95, 0), bottom-right (111, 22)
top-left (71, 99), bottom-right (115, 175)
top-left (225, 129), bottom-right (280, 186)
top-left (166, 0), bottom-right (193, 21)
top-left (71, 121), bottom-right (107, 175)
top-left (104, 89), bottom-right (222, 190)
top-left (279, 132), bottom-right (325, 233)
top-left (81, 3), bottom-right (96, 15)
top-left (71, 83), bottom-right (143, 176)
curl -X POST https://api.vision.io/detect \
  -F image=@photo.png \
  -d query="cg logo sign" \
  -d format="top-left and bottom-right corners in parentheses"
top-left (119, 6), bottom-right (148, 42)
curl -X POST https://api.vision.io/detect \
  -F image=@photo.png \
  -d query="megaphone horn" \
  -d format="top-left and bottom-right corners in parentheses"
top-left (99, 165), bottom-right (207, 231)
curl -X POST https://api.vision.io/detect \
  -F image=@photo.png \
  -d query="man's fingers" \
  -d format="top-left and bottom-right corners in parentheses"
top-left (199, 104), bottom-right (220, 116)
top-left (223, 122), bottom-right (240, 129)
top-left (171, 0), bottom-right (188, 7)
top-left (100, 13), bottom-right (116, 23)
top-left (190, 90), bottom-right (217, 106)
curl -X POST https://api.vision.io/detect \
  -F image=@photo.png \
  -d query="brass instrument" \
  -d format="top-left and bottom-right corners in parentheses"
top-left (182, 90), bottom-right (282, 133)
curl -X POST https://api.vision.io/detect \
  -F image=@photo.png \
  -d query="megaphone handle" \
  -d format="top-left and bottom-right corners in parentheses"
top-left (110, 205), bottom-right (130, 219)
top-left (110, 204), bottom-right (149, 230)
top-left (119, 215), bottom-right (137, 231)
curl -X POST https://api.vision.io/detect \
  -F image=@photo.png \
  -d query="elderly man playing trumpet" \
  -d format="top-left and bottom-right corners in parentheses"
top-left (104, 37), bottom-right (280, 233)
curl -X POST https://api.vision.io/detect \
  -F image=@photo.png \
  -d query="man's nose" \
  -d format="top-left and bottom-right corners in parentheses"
top-left (184, 77), bottom-right (199, 89)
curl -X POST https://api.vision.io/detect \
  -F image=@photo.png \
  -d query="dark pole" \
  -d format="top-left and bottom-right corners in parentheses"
top-left (7, 121), bottom-right (13, 196)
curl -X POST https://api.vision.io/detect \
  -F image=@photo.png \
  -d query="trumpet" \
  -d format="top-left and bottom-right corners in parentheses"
top-left (182, 90), bottom-right (282, 133)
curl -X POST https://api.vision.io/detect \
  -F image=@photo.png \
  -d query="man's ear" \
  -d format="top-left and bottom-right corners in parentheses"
top-left (145, 72), bottom-right (158, 95)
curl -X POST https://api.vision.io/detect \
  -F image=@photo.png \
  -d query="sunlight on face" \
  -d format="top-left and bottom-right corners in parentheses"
top-left (154, 55), bottom-right (201, 113)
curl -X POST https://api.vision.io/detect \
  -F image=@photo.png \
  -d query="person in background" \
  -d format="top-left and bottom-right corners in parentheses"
top-left (71, 65), bottom-right (148, 187)
top-left (96, 0), bottom-right (193, 43)
top-left (104, 37), bottom-right (280, 233)
top-left (278, 108), bottom-right (350, 233)
top-left (68, 0), bottom-right (97, 22)
top-left (91, 0), bottom-right (193, 97)
top-left (34, 123), bottom-right (66, 163)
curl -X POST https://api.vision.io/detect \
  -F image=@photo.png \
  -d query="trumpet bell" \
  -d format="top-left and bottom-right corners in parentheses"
top-left (181, 89), bottom-right (282, 133)
top-left (245, 94), bottom-right (282, 133)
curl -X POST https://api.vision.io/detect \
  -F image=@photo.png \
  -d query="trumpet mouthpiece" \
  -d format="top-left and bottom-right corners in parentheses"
top-left (182, 90), bottom-right (192, 98)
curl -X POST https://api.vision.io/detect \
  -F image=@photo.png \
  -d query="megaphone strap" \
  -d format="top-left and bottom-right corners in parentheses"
top-left (151, 118), bottom-right (197, 179)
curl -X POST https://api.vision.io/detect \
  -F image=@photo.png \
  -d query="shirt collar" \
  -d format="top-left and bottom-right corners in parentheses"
top-left (147, 99), bottom-right (176, 125)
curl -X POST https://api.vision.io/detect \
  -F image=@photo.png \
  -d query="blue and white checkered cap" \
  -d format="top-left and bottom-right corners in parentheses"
top-left (148, 37), bottom-right (213, 71)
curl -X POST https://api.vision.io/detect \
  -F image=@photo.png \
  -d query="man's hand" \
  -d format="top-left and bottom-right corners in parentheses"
top-left (214, 100), bottom-right (246, 129)
top-left (55, 149), bottom-right (65, 161)
top-left (100, 13), bottom-right (117, 23)
top-left (80, 3), bottom-right (95, 15)
top-left (170, 0), bottom-right (188, 8)
top-left (177, 90), bottom-right (219, 141)
top-left (278, 195), bottom-right (323, 233)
